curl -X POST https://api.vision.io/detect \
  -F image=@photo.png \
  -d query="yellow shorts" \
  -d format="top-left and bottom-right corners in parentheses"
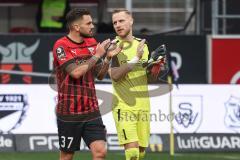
top-left (112, 107), bottom-right (150, 147)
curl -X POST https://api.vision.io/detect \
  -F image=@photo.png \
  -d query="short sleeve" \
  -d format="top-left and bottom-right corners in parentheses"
top-left (53, 42), bottom-right (75, 69)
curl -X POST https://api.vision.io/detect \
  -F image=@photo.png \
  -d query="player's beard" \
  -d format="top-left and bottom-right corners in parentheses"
top-left (79, 30), bottom-right (94, 38)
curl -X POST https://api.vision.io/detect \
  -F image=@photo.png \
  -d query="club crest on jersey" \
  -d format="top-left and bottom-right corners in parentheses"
top-left (56, 47), bottom-right (66, 60)
top-left (88, 47), bottom-right (95, 54)
top-left (0, 94), bottom-right (28, 133)
top-left (224, 96), bottom-right (240, 133)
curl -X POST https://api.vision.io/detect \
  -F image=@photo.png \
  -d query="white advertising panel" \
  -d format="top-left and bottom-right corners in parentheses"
top-left (0, 84), bottom-right (240, 134)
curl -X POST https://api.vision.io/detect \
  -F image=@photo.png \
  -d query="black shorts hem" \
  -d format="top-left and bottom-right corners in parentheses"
top-left (85, 138), bottom-right (107, 148)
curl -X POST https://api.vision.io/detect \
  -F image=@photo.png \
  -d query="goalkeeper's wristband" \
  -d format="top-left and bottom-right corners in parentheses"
top-left (128, 56), bottom-right (140, 70)
top-left (128, 56), bottom-right (140, 64)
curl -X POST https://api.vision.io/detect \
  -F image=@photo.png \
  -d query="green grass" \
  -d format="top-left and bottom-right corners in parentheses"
top-left (0, 152), bottom-right (240, 160)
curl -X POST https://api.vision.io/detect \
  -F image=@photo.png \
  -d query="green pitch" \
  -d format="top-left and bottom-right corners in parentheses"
top-left (0, 152), bottom-right (240, 160)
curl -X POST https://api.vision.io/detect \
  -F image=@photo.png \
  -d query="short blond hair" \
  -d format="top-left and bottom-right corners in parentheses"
top-left (112, 9), bottom-right (132, 16)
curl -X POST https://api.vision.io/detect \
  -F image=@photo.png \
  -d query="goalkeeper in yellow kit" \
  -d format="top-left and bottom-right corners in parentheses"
top-left (108, 9), bottom-right (160, 160)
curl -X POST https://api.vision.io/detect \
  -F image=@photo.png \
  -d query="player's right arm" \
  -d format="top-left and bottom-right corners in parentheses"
top-left (53, 39), bottom-right (110, 79)
top-left (109, 39), bottom-right (146, 82)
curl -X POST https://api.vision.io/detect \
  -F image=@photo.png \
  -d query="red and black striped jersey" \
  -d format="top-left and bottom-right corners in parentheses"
top-left (53, 36), bottom-right (99, 120)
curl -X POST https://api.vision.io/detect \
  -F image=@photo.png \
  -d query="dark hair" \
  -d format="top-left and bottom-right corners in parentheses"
top-left (112, 9), bottom-right (132, 16)
top-left (66, 8), bottom-right (91, 29)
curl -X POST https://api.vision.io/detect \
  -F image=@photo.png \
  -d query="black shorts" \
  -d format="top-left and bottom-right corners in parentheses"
top-left (57, 117), bottom-right (106, 152)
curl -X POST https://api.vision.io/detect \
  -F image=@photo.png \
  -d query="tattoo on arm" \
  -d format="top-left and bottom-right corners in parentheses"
top-left (65, 56), bottom-right (99, 77)
top-left (65, 63), bottom-right (78, 74)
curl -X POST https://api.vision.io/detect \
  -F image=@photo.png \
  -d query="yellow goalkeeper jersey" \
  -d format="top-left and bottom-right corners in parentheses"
top-left (111, 36), bottom-right (150, 110)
